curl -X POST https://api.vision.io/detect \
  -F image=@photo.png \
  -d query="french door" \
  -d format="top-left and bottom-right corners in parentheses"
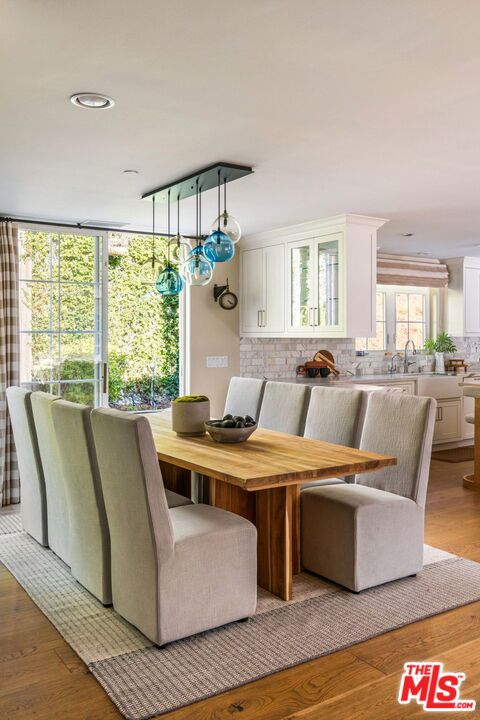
top-left (18, 227), bottom-right (107, 407)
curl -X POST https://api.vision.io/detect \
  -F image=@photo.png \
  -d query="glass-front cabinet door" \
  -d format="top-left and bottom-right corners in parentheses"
top-left (287, 233), bottom-right (343, 334)
top-left (315, 233), bottom-right (342, 332)
top-left (288, 240), bottom-right (314, 331)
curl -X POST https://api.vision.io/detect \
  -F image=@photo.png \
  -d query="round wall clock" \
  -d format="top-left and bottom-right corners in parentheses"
top-left (219, 290), bottom-right (238, 310)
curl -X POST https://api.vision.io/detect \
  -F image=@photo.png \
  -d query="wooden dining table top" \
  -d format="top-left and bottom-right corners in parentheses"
top-left (145, 413), bottom-right (397, 491)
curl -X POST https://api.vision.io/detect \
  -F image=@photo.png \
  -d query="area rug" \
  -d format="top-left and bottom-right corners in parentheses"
top-left (432, 446), bottom-right (474, 463)
top-left (1, 514), bottom-right (480, 720)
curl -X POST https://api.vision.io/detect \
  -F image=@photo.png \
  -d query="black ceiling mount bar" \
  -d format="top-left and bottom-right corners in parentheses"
top-left (141, 161), bottom-right (254, 203)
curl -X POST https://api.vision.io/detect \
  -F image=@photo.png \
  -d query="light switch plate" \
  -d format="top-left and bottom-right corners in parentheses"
top-left (206, 355), bottom-right (229, 368)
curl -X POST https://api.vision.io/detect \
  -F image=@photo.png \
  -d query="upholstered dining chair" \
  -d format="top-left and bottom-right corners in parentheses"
top-left (91, 408), bottom-right (257, 646)
top-left (301, 392), bottom-right (436, 592)
top-left (224, 376), bottom-right (266, 421)
top-left (301, 386), bottom-right (365, 489)
top-left (6, 387), bottom-right (48, 546)
top-left (31, 391), bottom-right (70, 565)
top-left (258, 381), bottom-right (310, 435)
top-left (51, 400), bottom-right (112, 604)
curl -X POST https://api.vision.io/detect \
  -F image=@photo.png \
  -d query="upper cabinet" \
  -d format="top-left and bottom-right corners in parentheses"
top-left (446, 257), bottom-right (480, 336)
top-left (241, 244), bottom-right (285, 334)
top-left (240, 214), bottom-right (388, 338)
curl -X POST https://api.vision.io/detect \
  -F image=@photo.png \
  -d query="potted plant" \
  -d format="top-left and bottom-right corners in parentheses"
top-left (171, 395), bottom-right (210, 436)
top-left (424, 332), bottom-right (457, 373)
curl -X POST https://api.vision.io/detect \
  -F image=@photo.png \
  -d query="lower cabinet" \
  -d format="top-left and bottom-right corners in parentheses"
top-left (433, 399), bottom-right (462, 443)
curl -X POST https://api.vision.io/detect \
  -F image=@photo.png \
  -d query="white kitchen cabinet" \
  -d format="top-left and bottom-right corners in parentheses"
top-left (446, 257), bottom-right (480, 336)
top-left (240, 244), bottom-right (284, 334)
top-left (433, 399), bottom-right (462, 443)
top-left (240, 214), bottom-right (387, 338)
top-left (371, 380), bottom-right (416, 394)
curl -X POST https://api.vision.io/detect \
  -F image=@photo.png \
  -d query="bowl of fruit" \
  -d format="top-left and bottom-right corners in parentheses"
top-left (205, 414), bottom-right (257, 443)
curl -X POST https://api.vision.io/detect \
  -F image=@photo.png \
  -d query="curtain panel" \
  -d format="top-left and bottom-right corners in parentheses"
top-left (377, 253), bottom-right (448, 288)
top-left (0, 220), bottom-right (20, 505)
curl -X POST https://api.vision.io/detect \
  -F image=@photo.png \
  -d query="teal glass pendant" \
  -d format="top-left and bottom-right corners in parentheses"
top-left (203, 230), bottom-right (235, 263)
top-left (182, 245), bottom-right (214, 286)
top-left (155, 265), bottom-right (184, 295)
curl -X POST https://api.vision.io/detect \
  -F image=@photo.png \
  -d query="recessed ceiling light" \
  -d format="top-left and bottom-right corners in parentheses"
top-left (123, 169), bottom-right (139, 175)
top-left (400, 232), bottom-right (414, 237)
top-left (70, 92), bottom-right (115, 109)
top-left (417, 252), bottom-right (432, 256)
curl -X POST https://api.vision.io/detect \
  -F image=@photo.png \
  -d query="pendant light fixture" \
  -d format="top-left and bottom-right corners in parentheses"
top-left (182, 180), bottom-right (214, 286)
top-left (168, 194), bottom-right (192, 264)
top-left (204, 170), bottom-right (236, 263)
top-left (210, 176), bottom-right (242, 244)
top-left (139, 196), bottom-right (162, 284)
top-left (155, 190), bottom-right (185, 296)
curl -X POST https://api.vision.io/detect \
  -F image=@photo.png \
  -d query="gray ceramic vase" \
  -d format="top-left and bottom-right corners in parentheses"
top-left (171, 399), bottom-right (210, 436)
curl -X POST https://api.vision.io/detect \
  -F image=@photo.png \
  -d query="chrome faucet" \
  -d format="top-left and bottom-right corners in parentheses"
top-left (389, 353), bottom-right (402, 374)
top-left (404, 339), bottom-right (417, 373)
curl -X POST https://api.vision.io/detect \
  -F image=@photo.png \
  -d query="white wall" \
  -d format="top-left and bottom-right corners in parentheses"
top-left (187, 254), bottom-right (240, 417)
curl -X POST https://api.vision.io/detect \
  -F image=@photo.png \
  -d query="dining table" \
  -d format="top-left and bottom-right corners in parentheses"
top-left (145, 413), bottom-right (397, 601)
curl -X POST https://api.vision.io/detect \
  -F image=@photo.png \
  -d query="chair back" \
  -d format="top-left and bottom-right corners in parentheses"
top-left (356, 392), bottom-right (436, 507)
top-left (224, 376), bottom-right (265, 421)
top-left (258, 381), bottom-right (310, 435)
top-left (6, 387), bottom-right (48, 546)
top-left (52, 400), bottom-right (111, 604)
top-left (31, 391), bottom-right (69, 563)
top-left (304, 387), bottom-right (363, 446)
top-left (91, 408), bottom-right (173, 641)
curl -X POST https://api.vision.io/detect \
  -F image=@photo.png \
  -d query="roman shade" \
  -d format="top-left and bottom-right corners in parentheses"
top-left (377, 254), bottom-right (448, 288)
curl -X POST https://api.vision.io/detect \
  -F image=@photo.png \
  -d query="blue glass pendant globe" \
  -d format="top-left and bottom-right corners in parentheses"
top-left (155, 265), bottom-right (184, 295)
top-left (203, 230), bottom-right (235, 263)
top-left (182, 246), bottom-right (214, 286)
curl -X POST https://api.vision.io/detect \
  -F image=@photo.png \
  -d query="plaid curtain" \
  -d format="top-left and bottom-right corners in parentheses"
top-left (0, 220), bottom-right (20, 505)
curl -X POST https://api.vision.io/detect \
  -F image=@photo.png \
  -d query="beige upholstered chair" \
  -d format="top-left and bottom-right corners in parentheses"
top-left (224, 376), bottom-right (266, 421)
top-left (91, 408), bottom-right (257, 646)
top-left (31, 391), bottom-right (70, 565)
top-left (6, 387), bottom-right (48, 546)
top-left (302, 386), bottom-right (364, 489)
top-left (301, 392), bottom-right (436, 592)
top-left (51, 400), bottom-right (112, 604)
top-left (258, 381), bottom-right (310, 435)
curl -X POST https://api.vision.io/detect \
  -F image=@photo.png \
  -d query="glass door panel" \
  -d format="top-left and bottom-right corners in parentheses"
top-left (19, 229), bottom-right (104, 407)
top-left (290, 243), bottom-right (312, 329)
top-left (317, 237), bottom-right (339, 328)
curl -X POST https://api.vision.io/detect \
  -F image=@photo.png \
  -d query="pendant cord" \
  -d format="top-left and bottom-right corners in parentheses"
top-left (217, 170), bottom-right (221, 232)
top-left (177, 194), bottom-right (181, 246)
top-left (199, 184), bottom-right (202, 244)
top-left (151, 196), bottom-right (155, 268)
top-left (195, 179), bottom-right (199, 247)
top-left (223, 178), bottom-right (227, 226)
top-left (167, 189), bottom-right (171, 266)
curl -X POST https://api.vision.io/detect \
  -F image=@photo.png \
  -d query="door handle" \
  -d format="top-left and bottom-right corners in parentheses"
top-left (314, 306), bottom-right (318, 326)
top-left (309, 307), bottom-right (313, 326)
top-left (102, 362), bottom-right (108, 395)
top-left (257, 310), bottom-right (261, 327)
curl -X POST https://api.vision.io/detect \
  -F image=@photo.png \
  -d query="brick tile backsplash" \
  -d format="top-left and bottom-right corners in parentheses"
top-left (240, 336), bottom-right (480, 379)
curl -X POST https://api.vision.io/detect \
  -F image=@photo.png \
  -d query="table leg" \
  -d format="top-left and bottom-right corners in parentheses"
top-left (208, 479), bottom-right (299, 601)
top-left (255, 486), bottom-right (294, 601)
top-left (158, 460), bottom-right (192, 498)
top-left (464, 397), bottom-right (480, 491)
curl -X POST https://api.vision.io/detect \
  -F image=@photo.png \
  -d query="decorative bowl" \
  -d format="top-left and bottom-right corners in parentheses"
top-left (205, 421), bottom-right (257, 444)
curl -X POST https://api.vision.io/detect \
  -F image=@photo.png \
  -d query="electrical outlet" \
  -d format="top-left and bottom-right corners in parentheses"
top-left (206, 356), bottom-right (229, 368)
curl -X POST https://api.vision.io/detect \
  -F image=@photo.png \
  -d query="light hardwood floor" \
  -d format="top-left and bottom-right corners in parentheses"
top-left (1, 458), bottom-right (480, 719)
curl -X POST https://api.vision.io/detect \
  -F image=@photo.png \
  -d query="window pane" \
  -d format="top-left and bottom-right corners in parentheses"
top-left (53, 234), bottom-right (96, 282)
top-left (396, 322), bottom-right (409, 350)
top-left (369, 322), bottom-right (386, 351)
top-left (396, 293), bottom-right (408, 320)
top-left (56, 334), bottom-right (96, 382)
top-left (291, 245), bottom-right (311, 327)
top-left (409, 293), bottom-right (425, 321)
top-left (19, 231), bottom-right (51, 281)
top-left (408, 322), bottom-right (425, 348)
top-left (19, 281), bottom-right (53, 332)
top-left (59, 382), bottom-right (96, 406)
top-left (318, 240), bottom-right (339, 327)
top-left (55, 284), bottom-right (96, 332)
top-left (20, 333), bottom-right (53, 384)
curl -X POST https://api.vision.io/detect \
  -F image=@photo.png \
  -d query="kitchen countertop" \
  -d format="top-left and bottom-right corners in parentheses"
top-left (276, 372), bottom-right (466, 386)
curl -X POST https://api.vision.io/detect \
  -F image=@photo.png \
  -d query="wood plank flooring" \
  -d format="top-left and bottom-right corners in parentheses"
top-left (1, 458), bottom-right (480, 719)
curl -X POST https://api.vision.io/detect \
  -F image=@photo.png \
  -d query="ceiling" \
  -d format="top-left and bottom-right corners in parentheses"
top-left (2, 0), bottom-right (480, 256)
